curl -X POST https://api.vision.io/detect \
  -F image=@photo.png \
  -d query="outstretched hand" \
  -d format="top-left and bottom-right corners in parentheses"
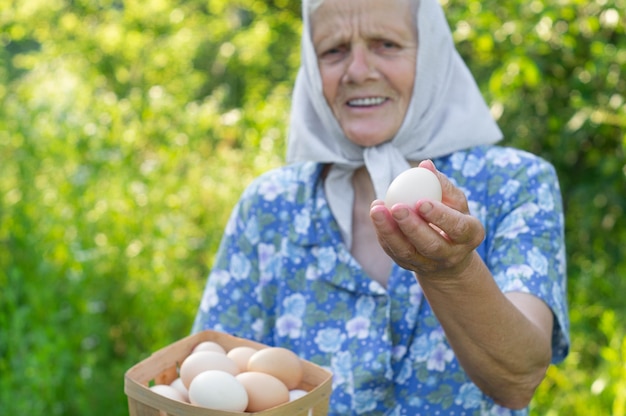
top-left (370, 160), bottom-right (485, 279)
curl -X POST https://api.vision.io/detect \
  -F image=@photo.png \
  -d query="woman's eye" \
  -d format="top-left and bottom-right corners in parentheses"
top-left (330, 45), bottom-right (348, 54)
top-left (320, 45), bottom-right (347, 60)
top-left (379, 40), bottom-right (399, 50)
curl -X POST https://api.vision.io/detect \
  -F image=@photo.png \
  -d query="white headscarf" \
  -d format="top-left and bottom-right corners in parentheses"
top-left (286, 0), bottom-right (502, 249)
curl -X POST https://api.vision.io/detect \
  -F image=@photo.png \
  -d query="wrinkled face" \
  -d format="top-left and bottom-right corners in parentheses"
top-left (311, 0), bottom-right (417, 147)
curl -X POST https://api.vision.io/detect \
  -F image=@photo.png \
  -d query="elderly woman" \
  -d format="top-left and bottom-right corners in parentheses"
top-left (193, 0), bottom-right (570, 414)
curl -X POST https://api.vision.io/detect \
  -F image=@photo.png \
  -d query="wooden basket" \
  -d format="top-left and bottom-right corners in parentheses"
top-left (124, 330), bottom-right (332, 416)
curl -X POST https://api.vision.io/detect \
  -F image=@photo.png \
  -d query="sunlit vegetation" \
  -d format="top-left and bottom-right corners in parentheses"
top-left (1, 1), bottom-right (624, 414)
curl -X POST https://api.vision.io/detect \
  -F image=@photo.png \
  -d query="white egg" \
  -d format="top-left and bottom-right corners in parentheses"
top-left (289, 389), bottom-right (308, 401)
top-left (149, 384), bottom-right (186, 402)
top-left (188, 370), bottom-right (248, 412)
top-left (385, 167), bottom-right (442, 208)
top-left (289, 389), bottom-right (313, 416)
top-left (179, 350), bottom-right (239, 388)
top-left (169, 377), bottom-right (189, 402)
top-left (191, 341), bottom-right (226, 355)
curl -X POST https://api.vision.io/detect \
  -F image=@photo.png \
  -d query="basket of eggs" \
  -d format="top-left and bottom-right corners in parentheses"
top-left (124, 330), bottom-right (333, 416)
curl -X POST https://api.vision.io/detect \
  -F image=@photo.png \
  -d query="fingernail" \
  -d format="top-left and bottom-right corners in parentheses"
top-left (371, 209), bottom-right (385, 224)
top-left (419, 202), bottom-right (433, 215)
top-left (419, 159), bottom-right (436, 171)
top-left (392, 207), bottom-right (410, 220)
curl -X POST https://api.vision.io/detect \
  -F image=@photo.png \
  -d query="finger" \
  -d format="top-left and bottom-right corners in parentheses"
top-left (417, 159), bottom-right (437, 173)
top-left (416, 200), bottom-right (484, 247)
top-left (370, 202), bottom-right (410, 248)
top-left (418, 160), bottom-right (469, 214)
top-left (391, 203), bottom-right (482, 273)
top-left (370, 200), bottom-right (400, 234)
top-left (370, 202), bottom-right (430, 262)
top-left (428, 222), bottom-right (452, 242)
top-left (388, 204), bottom-right (451, 260)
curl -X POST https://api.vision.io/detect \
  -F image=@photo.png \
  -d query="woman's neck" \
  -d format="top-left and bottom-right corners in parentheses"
top-left (351, 167), bottom-right (393, 286)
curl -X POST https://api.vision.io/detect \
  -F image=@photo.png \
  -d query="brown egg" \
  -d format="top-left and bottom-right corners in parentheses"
top-left (226, 346), bottom-right (258, 373)
top-left (179, 351), bottom-right (239, 388)
top-left (236, 371), bottom-right (289, 412)
top-left (247, 347), bottom-right (303, 390)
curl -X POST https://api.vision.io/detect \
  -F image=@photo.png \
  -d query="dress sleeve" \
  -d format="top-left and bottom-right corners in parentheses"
top-left (485, 154), bottom-right (570, 363)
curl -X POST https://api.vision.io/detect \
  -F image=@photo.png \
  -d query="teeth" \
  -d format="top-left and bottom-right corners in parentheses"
top-left (348, 97), bottom-right (386, 107)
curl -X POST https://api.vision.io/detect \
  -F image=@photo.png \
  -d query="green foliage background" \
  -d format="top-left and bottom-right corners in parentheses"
top-left (0, 0), bottom-right (624, 415)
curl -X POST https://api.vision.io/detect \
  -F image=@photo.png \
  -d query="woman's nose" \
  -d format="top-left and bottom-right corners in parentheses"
top-left (344, 45), bottom-right (375, 83)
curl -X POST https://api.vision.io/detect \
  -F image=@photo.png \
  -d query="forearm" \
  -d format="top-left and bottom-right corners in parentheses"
top-left (415, 252), bottom-right (553, 409)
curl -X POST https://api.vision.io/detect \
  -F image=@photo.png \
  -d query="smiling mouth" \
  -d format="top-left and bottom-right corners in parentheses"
top-left (347, 97), bottom-right (387, 107)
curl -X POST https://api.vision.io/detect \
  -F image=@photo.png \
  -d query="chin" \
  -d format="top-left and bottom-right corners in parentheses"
top-left (341, 120), bottom-right (398, 147)
top-left (344, 131), bottom-right (392, 148)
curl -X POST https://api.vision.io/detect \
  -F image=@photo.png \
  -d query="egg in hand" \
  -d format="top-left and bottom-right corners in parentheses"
top-left (385, 167), bottom-right (442, 208)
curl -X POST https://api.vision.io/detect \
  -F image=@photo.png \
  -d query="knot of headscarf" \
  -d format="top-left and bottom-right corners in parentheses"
top-left (287, 0), bottom-right (502, 249)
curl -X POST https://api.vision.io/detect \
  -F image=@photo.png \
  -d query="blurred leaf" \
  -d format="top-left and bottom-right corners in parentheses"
top-left (1, 0), bottom-right (625, 415)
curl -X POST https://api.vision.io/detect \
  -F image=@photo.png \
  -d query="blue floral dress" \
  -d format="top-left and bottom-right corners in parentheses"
top-left (193, 145), bottom-right (570, 415)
